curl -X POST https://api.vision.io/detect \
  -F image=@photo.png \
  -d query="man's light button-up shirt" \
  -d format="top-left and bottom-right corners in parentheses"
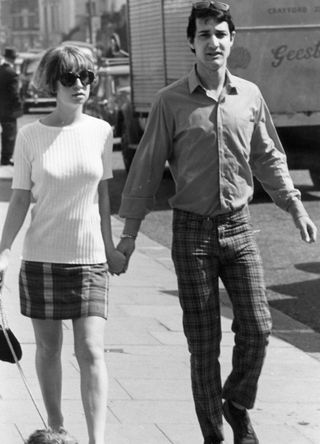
top-left (119, 66), bottom-right (301, 220)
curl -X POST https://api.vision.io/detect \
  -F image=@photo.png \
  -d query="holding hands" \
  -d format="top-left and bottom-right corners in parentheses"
top-left (116, 236), bottom-right (136, 274)
top-left (107, 236), bottom-right (136, 276)
top-left (107, 247), bottom-right (127, 275)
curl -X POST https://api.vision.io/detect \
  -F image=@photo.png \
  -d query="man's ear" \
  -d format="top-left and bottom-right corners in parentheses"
top-left (230, 31), bottom-right (236, 47)
top-left (188, 40), bottom-right (195, 51)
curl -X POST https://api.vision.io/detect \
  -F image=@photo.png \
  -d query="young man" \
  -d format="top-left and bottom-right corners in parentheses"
top-left (117, 2), bottom-right (317, 443)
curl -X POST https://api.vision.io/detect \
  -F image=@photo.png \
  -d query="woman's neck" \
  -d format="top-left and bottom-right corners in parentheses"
top-left (42, 106), bottom-right (84, 127)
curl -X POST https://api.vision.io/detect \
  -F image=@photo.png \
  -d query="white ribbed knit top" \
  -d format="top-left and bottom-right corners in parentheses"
top-left (12, 115), bottom-right (113, 264)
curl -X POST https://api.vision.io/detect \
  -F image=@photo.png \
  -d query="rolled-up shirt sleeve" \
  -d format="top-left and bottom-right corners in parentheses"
top-left (250, 95), bottom-right (301, 211)
top-left (119, 93), bottom-right (173, 219)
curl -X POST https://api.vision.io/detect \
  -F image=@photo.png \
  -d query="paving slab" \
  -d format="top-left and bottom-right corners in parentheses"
top-left (0, 205), bottom-right (320, 443)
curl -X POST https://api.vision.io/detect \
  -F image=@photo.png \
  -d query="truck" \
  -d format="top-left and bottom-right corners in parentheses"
top-left (122, 0), bottom-right (320, 186)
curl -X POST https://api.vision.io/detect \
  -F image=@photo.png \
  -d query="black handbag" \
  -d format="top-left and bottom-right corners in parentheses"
top-left (0, 293), bottom-right (22, 363)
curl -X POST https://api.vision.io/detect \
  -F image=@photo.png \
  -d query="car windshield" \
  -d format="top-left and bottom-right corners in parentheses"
top-left (115, 74), bottom-right (130, 89)
top-left (23, 59), bottom-right (40, 75)
top-left (96, 73), bottom-right (130, 100)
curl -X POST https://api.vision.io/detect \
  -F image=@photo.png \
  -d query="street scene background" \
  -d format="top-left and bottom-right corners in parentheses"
top-left (1, 1), bottom-right (320, 443)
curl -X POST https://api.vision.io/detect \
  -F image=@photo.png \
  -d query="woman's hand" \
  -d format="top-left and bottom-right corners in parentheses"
top-left (116, 237), bottom-right (136, 272)
top-left (0, 249), bottom-right (11, 286)
top-left (107, 248), bottom-right (127, 275)
top-left (0, 249), bottom-right (10, 272)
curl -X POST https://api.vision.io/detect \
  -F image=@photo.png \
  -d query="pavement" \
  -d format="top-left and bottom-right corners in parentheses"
top-left (0, 165), bottom-right (320, 444)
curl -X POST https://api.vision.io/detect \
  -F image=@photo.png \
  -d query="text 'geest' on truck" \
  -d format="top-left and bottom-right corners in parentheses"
top-left (122, 0), bottom-right (320, 187)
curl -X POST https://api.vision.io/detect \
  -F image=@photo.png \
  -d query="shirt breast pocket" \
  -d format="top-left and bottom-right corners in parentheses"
top-left (234, 115), bottom-right (255, 147)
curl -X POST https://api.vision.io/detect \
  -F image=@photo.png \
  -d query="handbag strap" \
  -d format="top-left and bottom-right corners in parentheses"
top-left (0, 296), bottom-right (9, 329)
top-left (0, 281), bottom-right (48, 429)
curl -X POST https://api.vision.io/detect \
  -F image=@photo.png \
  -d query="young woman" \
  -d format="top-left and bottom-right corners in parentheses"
top-left (0, 45), bottom-right (126, 444)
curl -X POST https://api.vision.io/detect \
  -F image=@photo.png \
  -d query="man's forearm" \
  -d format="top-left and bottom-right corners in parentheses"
top-left (287, 198), bottom-right (309, 222)
top-left (122, 218), bottom-right (143, 237)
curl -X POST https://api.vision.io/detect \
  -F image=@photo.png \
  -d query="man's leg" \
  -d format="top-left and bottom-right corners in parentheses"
top-left (218, 209), bottom-right (271, 443)
top-left (219, 221), bottom-right (271, 406)
top-left (1, 119), bottom-right (17, 164)
top-left (172, 210), bottom-right (224, 442)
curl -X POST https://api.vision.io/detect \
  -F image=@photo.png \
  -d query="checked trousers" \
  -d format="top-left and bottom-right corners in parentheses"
top-left (171, 207), bottom-right (272, 441)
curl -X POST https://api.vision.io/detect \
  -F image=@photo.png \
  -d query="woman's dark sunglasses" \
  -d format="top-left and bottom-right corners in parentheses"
top-left (59, 70), bottom-right (95, 87)
top-left (193, 0), bottom-right (230, 12)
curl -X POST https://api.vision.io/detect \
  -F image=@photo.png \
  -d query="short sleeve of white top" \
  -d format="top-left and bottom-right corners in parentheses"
top-left (12, 115), bottom-right (113, 264)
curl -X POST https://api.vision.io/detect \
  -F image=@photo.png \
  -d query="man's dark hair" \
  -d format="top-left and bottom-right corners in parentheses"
top-left (187, 5), bottom-right (235, 53)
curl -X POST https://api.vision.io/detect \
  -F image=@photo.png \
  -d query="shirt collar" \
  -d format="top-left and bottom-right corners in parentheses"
top-left (188, 64), bottom-right (238, 95)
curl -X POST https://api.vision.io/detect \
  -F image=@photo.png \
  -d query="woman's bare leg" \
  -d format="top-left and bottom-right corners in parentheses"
top-left (31, 319), bottom-right (64, 430)
top-left (73, 316), bottom-right (108, 444)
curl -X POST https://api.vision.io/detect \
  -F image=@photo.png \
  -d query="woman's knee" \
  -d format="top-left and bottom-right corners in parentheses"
top-left (73, 316), bottom-right (106, 366)
top-left (74, 338), bottom-right (104, 366)
top-left (32, 320), bottom-right (63, 359)
top-left (36, 339), bottom-right (62, 361)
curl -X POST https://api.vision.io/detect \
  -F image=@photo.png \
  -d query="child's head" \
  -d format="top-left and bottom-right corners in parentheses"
top-left (26, 428), bottom-right (78, 444)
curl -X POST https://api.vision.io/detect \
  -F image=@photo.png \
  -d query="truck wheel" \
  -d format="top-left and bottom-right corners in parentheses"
top-left (309, 169), bottom-right (320, 189)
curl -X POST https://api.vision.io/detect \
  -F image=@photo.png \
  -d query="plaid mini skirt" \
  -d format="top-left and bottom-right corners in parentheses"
top-left (19, 261), bottom-right (109, 320)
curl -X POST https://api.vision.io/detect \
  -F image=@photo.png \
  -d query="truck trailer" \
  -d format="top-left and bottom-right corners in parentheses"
top-left (123, 0), bottom-right (320, 185)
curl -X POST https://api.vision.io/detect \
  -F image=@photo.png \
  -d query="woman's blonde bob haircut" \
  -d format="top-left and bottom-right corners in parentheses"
top-left (32, 45), bottom-right (95, 97)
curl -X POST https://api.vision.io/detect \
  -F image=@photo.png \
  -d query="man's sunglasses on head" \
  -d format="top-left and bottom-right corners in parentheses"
top-left (193, 1), bottom-right (230, 12)
top-left (59, 70), bottom-right (95, 87)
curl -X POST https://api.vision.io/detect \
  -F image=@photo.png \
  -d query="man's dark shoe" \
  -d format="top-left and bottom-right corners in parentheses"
top-left (204, 438), bottom-right (223, 444)
top-left (222, 400), bottom-right (259, 444)
top-left (1, 159), bottom-right (13, 166)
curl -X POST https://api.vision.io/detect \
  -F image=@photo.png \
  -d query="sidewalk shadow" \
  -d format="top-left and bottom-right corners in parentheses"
top-left (162, 270), bottom-right (320, 357)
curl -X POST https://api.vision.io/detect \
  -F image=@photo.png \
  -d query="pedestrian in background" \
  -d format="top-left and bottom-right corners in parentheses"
top-left (0, 47), bottom-right (23, 165)
top-left (0, 45), bottom-right (126, 444)
top-left (107, 33), bottom-right (129, 58)
top-left (116, 2), bottom-right (317, 444)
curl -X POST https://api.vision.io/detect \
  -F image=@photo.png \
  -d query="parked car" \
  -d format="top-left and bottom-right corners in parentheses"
top-left (85, 59), bottom-right (143, 164)
top-left (19, 51), bottom-right (56, 113)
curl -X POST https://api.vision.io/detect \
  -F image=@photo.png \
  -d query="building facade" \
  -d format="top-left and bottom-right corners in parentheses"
top-left (0, 0), bottom-right (126, 52)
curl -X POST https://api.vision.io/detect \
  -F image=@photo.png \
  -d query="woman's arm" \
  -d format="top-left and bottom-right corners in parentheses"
top-left (98, 180), bottom-right (126, 274)
top-left (0, 189), bottom-right (31, 272)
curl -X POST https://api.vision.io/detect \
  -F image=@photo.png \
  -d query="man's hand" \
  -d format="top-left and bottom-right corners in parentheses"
top-left (294, 216), bottom-right (317, 243)
top-left (107, 248), bottom-right (127, 275)
top-left (116, 237), bottom-right (136, 272)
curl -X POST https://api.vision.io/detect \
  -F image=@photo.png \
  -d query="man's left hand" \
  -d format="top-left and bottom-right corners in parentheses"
top-left (294, 216), bottom-right (317, 243)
